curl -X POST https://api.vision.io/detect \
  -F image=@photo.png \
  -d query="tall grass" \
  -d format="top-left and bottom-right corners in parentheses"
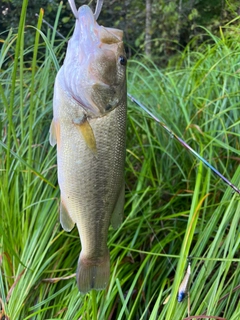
top-left (0, 3), bottom-right (239, 320)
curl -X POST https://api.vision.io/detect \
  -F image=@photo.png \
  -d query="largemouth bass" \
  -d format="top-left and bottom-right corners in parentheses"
top-left (49, 3), bottom-right (127, 293)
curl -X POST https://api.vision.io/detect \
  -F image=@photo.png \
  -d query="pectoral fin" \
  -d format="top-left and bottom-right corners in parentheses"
top-left (74, 117), bottom-right (97, 153)
top-left (60, 198), bottom-right (75, 232)
top-left (111, 183), bottom-right (125, 229)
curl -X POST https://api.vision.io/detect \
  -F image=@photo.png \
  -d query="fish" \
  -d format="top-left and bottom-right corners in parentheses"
top-left (49, 0), bottom-right (127, 293)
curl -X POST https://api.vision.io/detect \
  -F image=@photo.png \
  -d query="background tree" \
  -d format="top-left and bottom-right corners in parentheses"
top-left (0, 0), bottom-right (239, 63)
top-left (145, 0), bottom-right (152, 56)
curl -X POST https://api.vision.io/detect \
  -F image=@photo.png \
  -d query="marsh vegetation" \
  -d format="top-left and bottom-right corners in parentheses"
top-left (0, 1), bottom-right (239, 319)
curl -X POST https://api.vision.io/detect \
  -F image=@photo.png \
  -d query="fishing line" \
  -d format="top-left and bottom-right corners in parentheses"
top-left (127, 93), bottom-right (240, 195)
top-left (35, 14), bottom-right (66, 40)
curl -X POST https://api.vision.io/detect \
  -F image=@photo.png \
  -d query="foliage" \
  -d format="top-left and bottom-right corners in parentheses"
top-left (1, 0), bottom-right (240, 60)
top-left (0, 1), bottom-right (240, 319)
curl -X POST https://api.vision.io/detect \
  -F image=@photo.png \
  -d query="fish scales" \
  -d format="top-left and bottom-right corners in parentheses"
top-left (58, 92), bottom-right (126, 254)
top-left (50, 3), bottom-right (127, 293)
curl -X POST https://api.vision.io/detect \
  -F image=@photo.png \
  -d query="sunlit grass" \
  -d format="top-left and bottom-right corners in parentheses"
top-left (0, 2), bottom-right (239, 320)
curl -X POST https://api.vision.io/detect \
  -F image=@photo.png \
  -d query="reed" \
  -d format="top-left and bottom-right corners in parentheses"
top-left (0, 3), bottom-right (239, 320)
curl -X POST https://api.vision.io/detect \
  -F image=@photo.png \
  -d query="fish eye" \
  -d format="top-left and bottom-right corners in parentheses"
top-left (119, 55), bottom-right (127, 66)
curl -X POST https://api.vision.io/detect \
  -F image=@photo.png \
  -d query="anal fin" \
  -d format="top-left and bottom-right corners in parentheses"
top-left (60, 198), bottom-right (75, 232)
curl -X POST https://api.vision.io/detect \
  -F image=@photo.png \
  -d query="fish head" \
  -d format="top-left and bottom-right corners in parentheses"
top-left (62, 5), bottom-right (127, 118)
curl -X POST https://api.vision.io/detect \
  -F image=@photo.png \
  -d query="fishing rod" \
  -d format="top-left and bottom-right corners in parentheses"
top-left (128, 93), bottom-right (240, 195)
top-left (36, 12), bottom-right (240, 195)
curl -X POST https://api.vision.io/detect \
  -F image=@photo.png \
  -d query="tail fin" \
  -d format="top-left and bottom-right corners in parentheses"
top-left (77, 251), bottom-right (110, 294)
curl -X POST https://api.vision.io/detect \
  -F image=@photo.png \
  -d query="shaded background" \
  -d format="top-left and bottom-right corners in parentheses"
top-left (1, 0), bottom-right (240, 63)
